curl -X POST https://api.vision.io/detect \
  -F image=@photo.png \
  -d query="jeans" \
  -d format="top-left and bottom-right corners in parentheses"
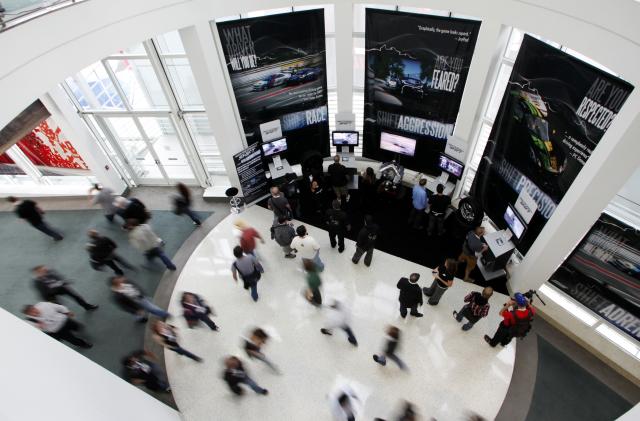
top-left (342, 326), bottom-right (358, 345)
top-left (182, 207), bottom-right (201, 225)
top-left (248, 282), bottom-right (258, 302)
top-left (408, 207), bottom-right (425, 229)
top-left (32, 221), bottom-right (63, 240)
top-left (137, 297), bottom-right (170, 319)
top-left (375, 353), bottom-right (407, 370)
top-left (423, 280), bottom-right (448, 305)
top-left (328, 230), bottom-right (345, 251)
top-left (251, 352), bottom-right (279, 372)
top-left (399, 304), bottom-right (419, 318)
top-left (352, 246), bottom-right (374, 266)
top-left (456, 306), bottom-right (480, 330)
top-left (145, 247), bottom-right (177, 270)
top-left (169, 345), bottom-right (201, 361)
top-left (427, 213), bottom-right (445, 236)
top-left (241, 376), bottom-right (267, 394)
top-left (309, 287), bottom-right (322, 306)
top-left (187, 313), bottom-right (218, 330)
top-left (488, 323), bottom-right (513, 347)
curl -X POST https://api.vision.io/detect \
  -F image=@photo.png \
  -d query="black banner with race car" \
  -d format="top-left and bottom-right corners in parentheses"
top-left (549, 213), bottom-right (640, 341)
top-left (215, 10), bottom-right (329, 164)
top-left (363, 9), bottom-right (480, 174)
top-left (472, 35), bottom-right (633, 254)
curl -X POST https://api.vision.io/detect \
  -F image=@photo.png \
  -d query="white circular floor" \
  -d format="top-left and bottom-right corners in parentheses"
top-left (165, 206), bottom-right (515, 421)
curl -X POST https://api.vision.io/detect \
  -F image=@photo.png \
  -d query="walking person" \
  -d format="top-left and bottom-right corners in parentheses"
top-left (422, 258), bottom-right (458, 305)
top-left (328, 155), bottom-right (349, 201)
top-left (321, 300), bottom-right (358, 346)
top-left (173, 182), bottom-right (201, 226)
top-left (122, 350), bottom-right (171, 392)
top-left (408, 178), bottom-right (428, 230)
top-left (235, 220), bottom-right (265, 256)
top-left (330, 386), bottom-right (359, 421)
top-left (454, 287), bottom-right (493, 331)
top-left (373, 326), bottom-right (407, 370)
top-left (223, 356), bottom-right (268, 395)
top-left (23, 302), bottom-right (92, 348)
top-left (89, 184), bottom-right (117, 222)
top-left (181, 292), bottom-right (218, 330)
top-left (32, 265), bottom-right (98, 311)
top-left (152, 320), bottom-right (202, 362)
top-left (271, 216), bottom-right (296, 259)
top-left (111, 276), bottom-right (171, 322)
top-left (352, 215), bottom-right (378, 267)
top-left (291, 225), bottom-right (324, 271)
top-left (7, 196), bottom-right (63, 240)
top-left (303, 259), bottom-right (322, 307)
top-left (115, 196), bottom-right (150, 229)
top-left (325, 199), bottom-right (349, 253)
top-left (231, 245), bottom-right (264, 302)
top-left (86, 229), bottom-right (134, 275)
top-left (397, 273), bottom-right (423, 318)
top-left (458, 226), bottom-right (488, 283)
top-left (427, 183), bottom-right (451, 236)
top-left (128, 219), bottom-right (177, 271)
top-left (484, 293), bottom-right (535, 347)
top-left (244, 327), bottom-right (279, 373)
top-left (267, 186), bottom-right (291, 225)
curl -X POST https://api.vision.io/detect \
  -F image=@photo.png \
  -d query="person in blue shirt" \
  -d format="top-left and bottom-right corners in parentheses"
top-left (408, 178), bottom-right (428, 229)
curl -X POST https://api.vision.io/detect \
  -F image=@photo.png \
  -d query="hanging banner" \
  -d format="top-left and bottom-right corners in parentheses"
top-left (472, 35), bottom-right (633, 254)
top-left (215, 10), bottom-right (330, 164)
top-left (233, 144), bottom-right (269, 205)
top-left (549, 213), bottom-right (640, 341)
top-left (363, 9), bottom-right (480, 173)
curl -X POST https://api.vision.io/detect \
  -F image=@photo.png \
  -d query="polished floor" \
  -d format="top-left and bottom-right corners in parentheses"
top-left (166, 206), bottom-right (515, 421)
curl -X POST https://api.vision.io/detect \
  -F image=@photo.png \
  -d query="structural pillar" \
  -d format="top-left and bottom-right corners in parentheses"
top-left (334, 1), bottom-right (354, 114)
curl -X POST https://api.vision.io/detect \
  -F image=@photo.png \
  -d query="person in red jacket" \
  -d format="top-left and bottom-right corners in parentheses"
top-left (234, 220), bottom-right (264, 256)
top-left (485, 292), bottom-right (535, 347)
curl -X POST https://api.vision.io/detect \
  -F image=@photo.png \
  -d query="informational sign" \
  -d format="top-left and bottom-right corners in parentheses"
top-left (363, 9), bottom-right (480, 174)
top-left (472, 35), bottom-right (634, 254)
top-left (215, 10), bottom-right (330, 163)
top-left (335, 112), bottom-right (356, 131)
top-left (233, 144), bottom-right (269, 205)
top-left (259, 119), bottom-right (282, 142)
top-left (515, 189), bottom-right (536, 224)
top-left (445, 135), bottom-right (467, 162)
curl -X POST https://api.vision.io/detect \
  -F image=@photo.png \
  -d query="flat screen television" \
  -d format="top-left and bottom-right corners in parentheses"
top-left (504, 204), bottom-right (527, 241)
top-left (261, 138), bottom-right (287, 157)
top-left (438, 153), bottom-right (465, 179)
top-left (332, 131), bottom-right (359, 146)
top-left (379, 131), bottom-right (416, 157)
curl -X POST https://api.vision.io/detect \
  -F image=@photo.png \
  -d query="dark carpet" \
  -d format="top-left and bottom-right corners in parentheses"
top-left (0, 209), bottom-right (209, 377)
top-left (525, 337), bottom-right (632, 421)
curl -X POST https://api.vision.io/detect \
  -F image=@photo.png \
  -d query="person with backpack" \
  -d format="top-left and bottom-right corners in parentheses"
top-left (271, 216), bottom-right (296, 259)
top-left (231, 245), bottom-right (264, 302)
top-left (173, 183), bottom-right (201, 226)
top-left (484, 292), bottom-right (535, 347)
top-left (325, 199), bottom-right (349, 253)
top-left (267, 186), bottom-right (291, 225)
top-left (352, 215), bottom-right (379, 267)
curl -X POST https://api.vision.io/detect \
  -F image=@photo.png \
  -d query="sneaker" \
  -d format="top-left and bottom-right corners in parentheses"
top-left (259, 389), bottom-right (269, 395)
top-left (348, 337), bottom-right (358, 347)
top-left (410, 312), bottom-right (423, 318)
top-left (422, 287), bottom-right (432, 297)
top-left (484, 335), bottom-right (492, 346)
top-left (373, 355), bottom-right (380, 364)
top-left (462, 323), bottom-right (473, 331)
top-left (453, 310), bottom-right (460, 322)
top-left (285, 253), bottom-right (296, 259)
top-left (320, 328), bottom-right (332, 336)
top-left (338, 248), bottom-right (344, 253)
top-left (85, 304), bottom-right (99, 311)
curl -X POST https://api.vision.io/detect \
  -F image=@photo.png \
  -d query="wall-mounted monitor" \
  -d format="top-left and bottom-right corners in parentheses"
top-left (504, 204), bottom-right (527, 241)
top-left (332, 131), bottom-right (359, 146)
top-left (261, 138), bottom-right (287, 157)
top-left (438, 153), bottom-right (465, 179)
top-left (379, 131), bottom-right (416, 157)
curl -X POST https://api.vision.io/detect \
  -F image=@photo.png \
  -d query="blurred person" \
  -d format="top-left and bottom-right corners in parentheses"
top-left (328, 154), bottom-right (349, 201)
top-left (427, 183), bottom-right (451, 236)
top-left (325, 199), bottom-right (349, 253)
top-left (422, 258), bottom-right (458, 305)
top-left (397, 273), bottom-right (423, 318)
top-left (303, 259), bottom-right (322, 307)
top-left (330, 386), bottom-right (359, 421)
top-left (173, 182), bottom-right (201, 226)
top-left (122, 350), bottom-right (171, 392)
top-left (23, 302), bottom-right (92, 348)
top-left (352, 215), bottom-right (379, 267)
top-left (181, 292), bottom-right (218, 330)
top-left (282, 173), bottom-right (301, 218)
top-left (32, 265), bottom-right (98, 311)
top-left (374, 401), bottom-right (418, 421)
top-left (89, 184), bottom-right (117, 222)
top-left (321, 300), bottom-right (358, 346)
top-left (223, 355), bottom-right (268, 395)
top-left (152, 320), bottom-right (202, 362)
top-left (231, 245), bottom-right (263, 302)
top-left (271, 216), bottom-right (296, 258)
top-left (457, 226), bottom-right (488, 283)
top-left (373, 325), bottom-right (407, 370)
top-left (453, 287), bottom-right (493, 331)
top-left (86, 229), bottom-right (133, 275)
top-left (484, 292), bottom-right (535, 347)
top-left (291, 224), bottom-right (324, 271)
top-left (111, 276), bottom-right (170, 322)
top-left (114, 196), bottom-right (150, 229)
top-left (128, 219), bottom-right (176, 271)
top-left (234, 219), bottom-right (265, 256)
top-left (7, 196), bottom-right (63, 241)
top-left (359, 167), bottom-right (378, 213)
top-left (267, 186), bottom-right (291, 225)
top-left (408, 178), bottom-right (428, 230)
top-left (244, 327), bottom-right (279, 373)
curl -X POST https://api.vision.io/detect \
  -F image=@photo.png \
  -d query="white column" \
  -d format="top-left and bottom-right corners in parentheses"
top-left (334, 1), bottom-right (354, 113)
top-left (40, 88), bottom-right (128, 194)
top-left (180, 22), bottom-right (245, 190)
top-left (509, 92), bottom-right (640, 292)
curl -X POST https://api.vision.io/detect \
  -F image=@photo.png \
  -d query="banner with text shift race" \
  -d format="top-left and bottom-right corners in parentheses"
top-left (363, 9), bottom-right (480, 174)
top-left (215, 10), bottom-right (329, 164)
top-left (472, 35), bottom-right (633, 254)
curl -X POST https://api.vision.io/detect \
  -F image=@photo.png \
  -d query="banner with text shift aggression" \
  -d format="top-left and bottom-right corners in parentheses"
top-left (472, 35), bottom-right (633, 254)
top-left (363, 9), bottom-right (480, 174)
top-left (215, 10), bottom-right (329, 163)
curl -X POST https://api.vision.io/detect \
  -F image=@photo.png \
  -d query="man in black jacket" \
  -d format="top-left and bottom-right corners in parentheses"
top-left (328, 155), bottom-right (349, 200)
top-left (397, 273), bottom-right (423, 318)
top-left (122, 350), bottom-right (171, 392)
top-left (352, 215), bottom-right (378, 266)
top-left (86, 229), bottom-right (133, 275)
top-left (7, 196), bottom-right (63, 240)
top-left (325, 200), bottom-right (349, 253)
top-left (222, 355), bottom-right (268, 396)
top-left (32, 266), bottom-right (98, 311)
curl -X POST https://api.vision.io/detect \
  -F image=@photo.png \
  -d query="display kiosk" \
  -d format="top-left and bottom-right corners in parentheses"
top-left (262, 138), bottom-right (291, 180)
top-left (478, 204), bottom-right (527, 279)
top-left (332, 131), bottom-right (359, 188)
top-left (426, 152), bottom-right (463, 196)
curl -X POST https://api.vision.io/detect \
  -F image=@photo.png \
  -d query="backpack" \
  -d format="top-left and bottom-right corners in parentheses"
top-left (510, 309), bottom-right (533, 338)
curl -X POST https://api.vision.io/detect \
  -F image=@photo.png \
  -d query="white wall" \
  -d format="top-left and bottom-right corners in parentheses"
top-left (0, 308), bottom-right (181, 421)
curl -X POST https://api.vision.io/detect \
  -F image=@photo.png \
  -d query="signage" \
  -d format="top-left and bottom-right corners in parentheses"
top-left (445, 135), bottom-right (467, 162)
top-left (335, 112), bottom-right (356, 131)
top-left (259, 119), bottom-right (282, 142)
top-left (233, 144), bottom-right (269, 205)
top-left (515, 189), bottom-right (536, 224)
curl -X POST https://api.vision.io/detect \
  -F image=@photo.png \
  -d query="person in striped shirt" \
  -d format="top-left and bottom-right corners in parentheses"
top-left (453, 287), bottom-right (493, 331)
